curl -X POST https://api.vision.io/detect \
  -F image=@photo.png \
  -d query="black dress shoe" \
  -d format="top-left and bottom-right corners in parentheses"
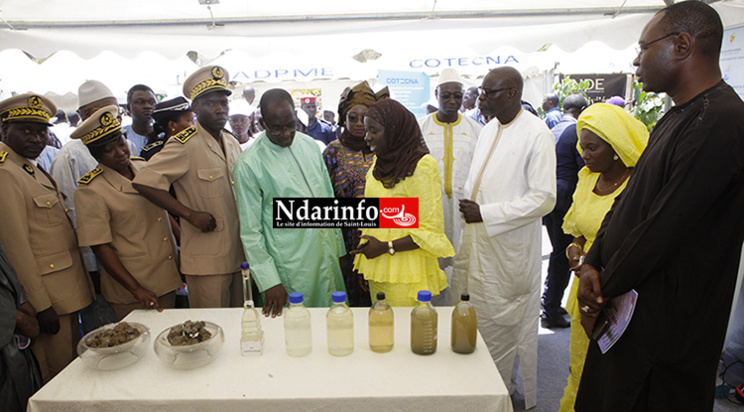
top-left (540, 313), bottom-right (570, 329)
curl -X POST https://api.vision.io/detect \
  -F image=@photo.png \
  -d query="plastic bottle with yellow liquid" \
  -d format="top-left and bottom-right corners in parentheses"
top-left (411, 290), bottom-right (437, 355)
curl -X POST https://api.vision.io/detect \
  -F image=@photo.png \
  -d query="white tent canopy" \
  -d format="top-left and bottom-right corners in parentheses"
top-left (4, 1), bottom-right (744, 58)
top-left (1, 0), bottom-right (743, 105)
top-left (2, 3), bottom-right (659, 59)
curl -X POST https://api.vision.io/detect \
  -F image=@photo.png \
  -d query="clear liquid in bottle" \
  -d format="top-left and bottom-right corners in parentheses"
top-left (240, 262), bottom-right (263, 356)
top-left (284, 292), bottom-right (312, 357)
top-left (326, 291), bottom-right (354, 356)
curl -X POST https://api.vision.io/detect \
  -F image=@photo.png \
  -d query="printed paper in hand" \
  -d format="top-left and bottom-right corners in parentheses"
top-left (597, 289), bottom-right (638, 354)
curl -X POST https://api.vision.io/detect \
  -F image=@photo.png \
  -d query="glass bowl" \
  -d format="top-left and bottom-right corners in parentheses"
top-left (153, 321), bottom-right (224, 369)
top-left (77, 322), bottom-right (150, 370)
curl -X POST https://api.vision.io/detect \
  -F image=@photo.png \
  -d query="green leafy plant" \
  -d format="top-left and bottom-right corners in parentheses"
top-left (630, 79), bottom-right (665, 132)
top-left (538, 76), bottom-right (591, 118)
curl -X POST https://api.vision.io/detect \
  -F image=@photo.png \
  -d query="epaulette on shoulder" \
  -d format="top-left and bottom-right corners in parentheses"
top-left (130, 156), bottom-right (145, 161)
top-left (77, 167), bottom-right (103, 185)
top-left (0, 151), bottom-right (7, 163)
top-left (223, 129), bottom-right (237, 139)
top-left (174, 127), bottom-right (197, 144)
top-left (141, 140), bottom-right (164, 152)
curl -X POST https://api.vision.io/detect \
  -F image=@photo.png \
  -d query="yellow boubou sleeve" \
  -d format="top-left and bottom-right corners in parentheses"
top-left (561, 167), bottom-right (593, 239)
top-left (407, 155), bottom-right (455, 257)
top-left (353, 155), bottom-right (454, 288)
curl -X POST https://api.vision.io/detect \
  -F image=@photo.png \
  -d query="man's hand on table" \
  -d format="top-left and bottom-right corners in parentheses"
top-left (263, 284), bottom-right (288, 318)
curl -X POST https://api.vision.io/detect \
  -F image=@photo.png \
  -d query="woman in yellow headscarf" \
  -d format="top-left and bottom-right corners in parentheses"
top-left (558, 103), bottom-right (649, 411)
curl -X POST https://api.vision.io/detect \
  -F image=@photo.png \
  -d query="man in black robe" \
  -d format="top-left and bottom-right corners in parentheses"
top-left (575, 2), bottom-right (744, 410)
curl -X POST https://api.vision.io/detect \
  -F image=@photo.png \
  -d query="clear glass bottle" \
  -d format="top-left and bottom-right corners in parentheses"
top-left (284, 292), bottom-right (312, 357)
top-left (451, 293), bottom-right (477, 354)
top-left (326, 291), bottom-right (354, 356)
top-left (240, 262), bottom-right (264, 355)
top-left (411, 290), bottom-right (437, 355)
top-left (369, 292), bottom-right (394, 353)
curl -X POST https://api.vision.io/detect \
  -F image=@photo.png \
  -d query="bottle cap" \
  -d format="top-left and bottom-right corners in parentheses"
top-left (461, 293), bottom-right (470, 301)
top-left (331, 291), bottom-right (347, 303)
top-left (417, 290), bottom-right (432, 302)
top-left (288, 292), bottom-right (304, 304)
top-left (241, 262), bottom-right (249, 271)
top-left (376, 292), bottom-right (386, 301)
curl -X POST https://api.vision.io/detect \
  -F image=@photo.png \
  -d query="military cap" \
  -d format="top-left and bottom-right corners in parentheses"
top-left (70, 105), bottom-right (122, 146)
top-left (299, 95), bottom-right (317, 104)
top-left (0, 93), bottom-right (57, 125)
top-left (183, 66), bottom-right (231, 101)
top-left (78, 80), bottom-right (115, 108)
top-left (152, 96), bottom-right (191, 123)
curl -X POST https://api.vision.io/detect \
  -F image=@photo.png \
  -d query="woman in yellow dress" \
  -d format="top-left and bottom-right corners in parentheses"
top-left (558, 103), bottom-right (649, 411)
top-left (323, 81), bottom-right (388, 307)
top-left (351, 99), bottom-right (454, 306)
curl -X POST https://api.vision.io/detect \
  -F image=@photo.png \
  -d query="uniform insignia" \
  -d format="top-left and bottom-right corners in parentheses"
top-left (174, 127), bottom-right (197, 144)
top-left (23, 164), bottom-right (35, 175)
top-left (77, 167), bottom-right (103, 184)
top-left (141, 140), bottom-right (164, 152)
top-left (0, 151), bottom-right (7, 163)
top-left (28, 95), bottom-right (43, 109)
top-left (130, 156), bottom-right (145, 161)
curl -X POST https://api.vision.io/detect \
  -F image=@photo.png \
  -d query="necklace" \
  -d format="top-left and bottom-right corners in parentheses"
top-left (594, 167), bottom-right (632, 196)
top-left (612, 168), bottom-right (632, 187)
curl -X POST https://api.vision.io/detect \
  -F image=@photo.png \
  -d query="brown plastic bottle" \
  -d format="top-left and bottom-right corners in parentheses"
top-left (451, 293), bottom-right (477, 354)
top-left (411, 290), bottom-right (437, 355)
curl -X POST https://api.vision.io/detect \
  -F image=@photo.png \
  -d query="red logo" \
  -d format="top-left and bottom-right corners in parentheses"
top-left (379, 198), bottom-right (418, 228)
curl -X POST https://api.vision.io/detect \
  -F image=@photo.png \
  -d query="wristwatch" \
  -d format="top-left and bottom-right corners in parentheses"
top-left (388, 241), bottom-right (395, 256)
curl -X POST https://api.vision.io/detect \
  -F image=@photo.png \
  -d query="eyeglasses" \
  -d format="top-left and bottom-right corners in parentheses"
top-left (635, 32), bottom-right (680, 57)
top-left (347, 114), bottom-right (363, 123)
top-left (478, 87), bottom-right (512, 98)
top-left (266, 122), bottom-right (296, 135)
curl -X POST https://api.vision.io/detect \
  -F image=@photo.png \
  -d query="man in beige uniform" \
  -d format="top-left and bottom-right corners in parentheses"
top-left (133, 66), bottom-right (244, 308)
top-left (73, 105), bottom-right (182, 320)
top-left (0, 93), bottom-right (94, 382)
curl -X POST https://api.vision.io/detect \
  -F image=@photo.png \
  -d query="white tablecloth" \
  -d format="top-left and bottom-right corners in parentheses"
top-left (28, 307), bottom-right (512, 412)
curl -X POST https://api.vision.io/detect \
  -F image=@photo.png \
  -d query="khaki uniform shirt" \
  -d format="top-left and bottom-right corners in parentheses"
top-left (0, 142), bottom-right (94, 314)
top-left (75, 159), bottom-right (182, 304)
top-left (133, 123), bottom-right (244, 275)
